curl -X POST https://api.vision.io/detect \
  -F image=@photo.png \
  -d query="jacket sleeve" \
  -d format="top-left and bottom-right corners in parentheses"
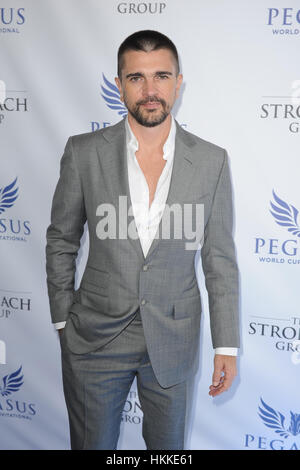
top-left (200, 149), bottom-right (240, 349)
top-left (46, 137), bottom-right (86, 323)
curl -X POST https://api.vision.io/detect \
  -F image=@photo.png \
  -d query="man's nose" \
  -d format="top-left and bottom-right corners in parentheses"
top-left (142, 78), bottom-right (157, 96)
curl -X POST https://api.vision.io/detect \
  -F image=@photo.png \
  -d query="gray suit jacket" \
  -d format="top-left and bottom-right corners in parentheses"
top-left (46, 118), bottom-right (239, 387)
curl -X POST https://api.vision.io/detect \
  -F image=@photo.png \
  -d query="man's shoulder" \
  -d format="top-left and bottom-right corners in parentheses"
top-left (178, 124), bottom-right (225, 155)
top-left (68, 119), bottom-right (124, 148)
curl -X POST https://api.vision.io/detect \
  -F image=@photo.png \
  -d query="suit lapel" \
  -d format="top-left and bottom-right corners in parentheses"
top-left (96, 120), bottom-right (145, 263)
top-left (145, 121), bottom-right (195, 260)
top-left (96, 119), bottom-right (196, 263)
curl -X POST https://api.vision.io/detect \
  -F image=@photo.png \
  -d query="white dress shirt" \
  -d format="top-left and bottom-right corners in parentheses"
top-left (54, 116), bottom-right (238, 356)
top-left (125, 115), bottom-right (176, 259)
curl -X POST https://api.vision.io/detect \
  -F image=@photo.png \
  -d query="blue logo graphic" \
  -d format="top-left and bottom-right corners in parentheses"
top-left (258, 397), bottom-right (300, 438)
top-left (0, 8), bottom-right (25, 26)
top-left (270, 190), bottom-right (300, 238)
top-left (0, 366), bottom-right (23, 397)
top-left (267, 8), bottom-right (300, 36)
top-left (101, 74), bottom-right (127, 117)
top-left (0, 177), bottom-right (19, 215)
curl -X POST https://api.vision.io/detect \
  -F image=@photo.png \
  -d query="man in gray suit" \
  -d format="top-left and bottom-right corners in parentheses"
top-left (46, 30), bottom-right (239, 450)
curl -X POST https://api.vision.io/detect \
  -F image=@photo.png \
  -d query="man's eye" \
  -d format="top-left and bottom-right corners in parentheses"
top-left (157, 75), bottom-right (169, 79)
top-left (130, 76), bottom-right (142, 82)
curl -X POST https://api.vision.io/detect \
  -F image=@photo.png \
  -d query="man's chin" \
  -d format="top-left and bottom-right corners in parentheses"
top-left (129, 109), bottom-right (169, 127)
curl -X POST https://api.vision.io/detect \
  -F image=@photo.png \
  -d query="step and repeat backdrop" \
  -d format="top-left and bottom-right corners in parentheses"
top-left (0, 0), bottom-right (299, 450)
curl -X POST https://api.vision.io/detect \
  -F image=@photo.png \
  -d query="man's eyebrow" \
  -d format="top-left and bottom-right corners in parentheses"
top-left (125, 71), bottom-right (174, 79)
top-left (155, 71), bottom-right (173, 76)
top-left (125, 72), bottom-right (144, 79)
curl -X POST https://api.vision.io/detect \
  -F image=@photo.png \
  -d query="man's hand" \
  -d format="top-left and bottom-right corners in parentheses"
top-left (209, 354), bottom-right (237, 397)
top-left (57, 328), bottom-right (64, 338)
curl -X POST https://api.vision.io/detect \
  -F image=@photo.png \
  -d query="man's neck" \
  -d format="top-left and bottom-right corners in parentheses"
top-left (128, 114), bottom-right (172, 150)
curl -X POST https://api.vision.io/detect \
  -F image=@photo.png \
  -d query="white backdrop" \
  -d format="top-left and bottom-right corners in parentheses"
top-left (1, 0), bottom-right (300, 450)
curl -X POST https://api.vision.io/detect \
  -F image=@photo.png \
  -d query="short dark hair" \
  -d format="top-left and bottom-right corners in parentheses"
top-left (117, 30), bottom-right (180, 79)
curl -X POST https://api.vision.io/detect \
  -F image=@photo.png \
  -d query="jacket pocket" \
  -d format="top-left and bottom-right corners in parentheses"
top-left (173, 294), bottom-right (201, 320)
top-left (80, 265), bottom-right (109, 295)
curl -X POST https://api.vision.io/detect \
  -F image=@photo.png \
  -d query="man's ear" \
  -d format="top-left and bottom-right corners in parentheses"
top-left (115, 77), bottom-right (124, 102)
top-left (175, 73), bottom-right (183, 100)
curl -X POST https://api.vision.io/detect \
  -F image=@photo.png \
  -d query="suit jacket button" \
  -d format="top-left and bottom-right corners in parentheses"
top-left (143, 265), bottom-right (148, 271)
top-left (141, 299), bottom-right (146, 306)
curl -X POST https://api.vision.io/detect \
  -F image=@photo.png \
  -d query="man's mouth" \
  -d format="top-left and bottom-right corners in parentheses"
top-left (141, 101), bottom-right (161, 109)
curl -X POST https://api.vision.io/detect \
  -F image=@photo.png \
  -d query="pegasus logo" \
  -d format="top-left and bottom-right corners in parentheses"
top-left (0, 365), bottom-right (23, 397)
top-left (270, 190), bottom-right (300, 238)
top-left (0, 177), bottom-right (19, 214)
top-left (258, 397), bottom-right (300, 438)
top-left (101, 74), bottom-right (127, 118)
top-left (254, 190), bottom-right (300, 262)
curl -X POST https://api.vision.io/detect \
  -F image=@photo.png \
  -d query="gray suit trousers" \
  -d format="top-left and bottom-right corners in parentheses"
top-left (60, 308), bottom-right (187, 450)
